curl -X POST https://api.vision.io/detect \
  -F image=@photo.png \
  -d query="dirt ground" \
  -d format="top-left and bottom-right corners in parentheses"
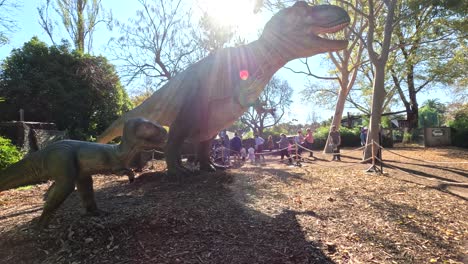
top-left (0, 147), bottom-right (467, 264)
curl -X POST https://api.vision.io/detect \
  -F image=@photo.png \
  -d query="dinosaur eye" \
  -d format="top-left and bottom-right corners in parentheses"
top-left (239, 70), bottom-right (249, 80)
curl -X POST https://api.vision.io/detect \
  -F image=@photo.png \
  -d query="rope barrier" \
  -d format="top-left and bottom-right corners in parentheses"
top-left (141, 149), bottom-right (165, 155)
top-left (379, 145), bottom-right (468, 164)
top-left (294, 142), bottom-right (369, 156)
top-left (142, 140), bottom-right (465, 184)
top-left (297, 157), bottom-right (374, 168)
top-left (384, 162), bottom-right (468, 186)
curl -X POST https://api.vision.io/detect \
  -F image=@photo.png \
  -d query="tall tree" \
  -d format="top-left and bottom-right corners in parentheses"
top-left (389, 0), bottom-right (467, 136)
top-left (38, 0), bottom-right (111, 53)
top-left (239, 76), bottom-right (293, 136)
top-left (308, 0), bottom-right (368, 152)
top-left (363, 0), bottom-right (397, 159)
top-left (108, 0), bottom-right (201, 88)
top-left (196, 12), bottom-right (236, 53)
top-left (0, 0), bottom-right (19, 46)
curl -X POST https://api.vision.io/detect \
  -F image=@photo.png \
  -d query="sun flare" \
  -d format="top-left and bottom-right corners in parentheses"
top-left (196, 0), bottom-right (263, 38)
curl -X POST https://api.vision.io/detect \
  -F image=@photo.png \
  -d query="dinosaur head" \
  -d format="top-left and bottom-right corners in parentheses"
top-left (260, 1), bottom-right (350, 60)
top-left (122, 118), bottom-right (168, 150)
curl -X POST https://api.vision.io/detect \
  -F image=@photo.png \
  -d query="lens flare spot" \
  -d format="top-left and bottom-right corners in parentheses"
top-left (240, 70), bottom-right (249, 80)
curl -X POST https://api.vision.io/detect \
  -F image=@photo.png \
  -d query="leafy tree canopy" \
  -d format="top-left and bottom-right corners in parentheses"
top-left (0, 37), bottom-right (132, 140)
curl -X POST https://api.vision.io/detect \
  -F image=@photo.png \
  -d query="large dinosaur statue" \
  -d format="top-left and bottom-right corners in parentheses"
top-left (0, 118), bottom-right (167, 228)
top-left (97, 2), bottom-right (350, 177)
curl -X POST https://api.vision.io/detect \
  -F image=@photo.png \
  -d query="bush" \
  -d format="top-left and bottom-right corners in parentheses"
top-left (0, 136), bottom-right (23, 170)
top-left (312, 126), bottom-right (361, 149)
top-left (0, 37), bottom-right (132, 140)
top-left (403, 132), bottom-right (412, 143)
top-left (448, 105), bottom-right (468, 148)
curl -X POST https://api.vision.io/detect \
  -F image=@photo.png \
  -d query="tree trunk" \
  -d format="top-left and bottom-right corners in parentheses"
top-left (323, 87), bottom-right (347, 153)
top-left (76, 0), bottom-right (86, 53)
top-left (406, 66), bottom-right (419, 133)
top-left (364, 64), bottom-right (386, 159)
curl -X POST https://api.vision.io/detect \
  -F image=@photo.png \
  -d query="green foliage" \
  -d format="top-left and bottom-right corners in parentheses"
top-left (312, 126), bottom-right (331, 149)
top-left (419, 106), bottom-right (440, 127)
top-left (338, 127), bottom-right (361, 147)
top-left (243, 130), bottom-right (254, 139)
top-left (16, 185), bottom-right (34, 191)
top-left (403, 132), bottom-right (412, 143)
top-left (419, 99), bottom-right (446, 127)
top-left (448, 104), bottom-right (468, 148)
top-left (381, 116), bottom-right (392, 129)
top-left (263, 125), bottom-right (289, 138)
top-left (240, 77), bottom-right (293, 135)
top-left (0, 136), bottom-right (23, 170)
top-left (312, 126), bottom-right (361, 149)
top-left (0, 37), bottom-right (132, 140)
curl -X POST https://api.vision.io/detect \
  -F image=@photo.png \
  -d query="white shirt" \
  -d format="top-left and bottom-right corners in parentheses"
top-left (255, 136), bottom-right (265, 147)
top-left (240, 147), bottom-right (247, 157)
top-left (247, 147), bottom-right (256, 160)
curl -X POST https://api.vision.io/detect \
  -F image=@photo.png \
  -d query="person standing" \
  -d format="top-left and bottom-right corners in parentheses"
top-left (266, 135), bottom-right (274, 151)
top-left (294, 130), bottom-right (304, 159)
top-left (360, 127), bottom-right (367, 146)
top-left (247, 145), bottom-right (256, 164)
top-left (329, 125), bottom-right (341, 161)
top-left (231, 132), bottom-right (242, 161)
top-left (240, 146), bottom-right (247, 162)
top-left (254, 134), bottom-right (265, 161)
top-left (304, 128), bottom-right (315, 158)
top-left (277, 134), bottom-right (292, 164)
top-left (222, 133), bottom-right (230, 164)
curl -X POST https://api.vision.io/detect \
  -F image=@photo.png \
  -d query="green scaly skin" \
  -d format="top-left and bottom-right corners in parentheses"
top-left (0, 118), bottom-right (167, 228)
top-left (97, 2), bottom-right (350, 178)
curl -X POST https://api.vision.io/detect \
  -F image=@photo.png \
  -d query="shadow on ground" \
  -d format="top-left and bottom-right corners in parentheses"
top-left (0, 171), bottom-right (335, 264)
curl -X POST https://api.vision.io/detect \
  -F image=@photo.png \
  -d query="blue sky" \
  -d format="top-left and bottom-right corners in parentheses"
top-left (0, 0), bottom-right (451, 125)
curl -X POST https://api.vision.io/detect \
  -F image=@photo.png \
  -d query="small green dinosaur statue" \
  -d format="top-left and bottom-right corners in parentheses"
top-left (0, 118), bottom-right (167, 228)
top-left (97, 2), bottom-right (350, 177)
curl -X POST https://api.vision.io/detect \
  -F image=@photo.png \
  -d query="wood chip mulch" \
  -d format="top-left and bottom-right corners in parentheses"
top-left (0, 147), bottom-right (467, 264)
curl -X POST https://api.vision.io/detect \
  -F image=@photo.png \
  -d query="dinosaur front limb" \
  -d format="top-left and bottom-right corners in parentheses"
top-left (38, 179), bottom-right (75, 228)
top-left (165, 117), bottom-right (194, 179)
top-left (166, 143), bottom-right (193, 179)
top-left (198, 139), bottom-right (216, 173)
top-left (76, 176), bottom-right (98, 213)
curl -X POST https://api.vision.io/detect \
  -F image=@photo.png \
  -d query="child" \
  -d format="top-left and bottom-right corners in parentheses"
top-left (240, 146), bottom-right (247, 161)
top-left (277, 133), bottom-right (292, 164)
top-left (247, 145), bottom-right (256, 164)
top-left (287, 140), bottom-right (293, 155)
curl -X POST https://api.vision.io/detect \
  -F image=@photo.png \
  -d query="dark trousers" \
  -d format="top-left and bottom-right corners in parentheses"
top-left (303, 142), bottom-right (314, 157)
top-left (280, 149), bottom-right (292, 163)
top-left (332, 145), bottom-right (341, 160)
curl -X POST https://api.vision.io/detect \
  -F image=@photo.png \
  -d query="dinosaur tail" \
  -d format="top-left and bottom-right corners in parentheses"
top-left (96, 117), bottom-right (125, 144)
top-left (97, 85), bottom-right (175, 144)
top-left (0, 157), bottom-right (44, 191)
top-left (97, 96), bottom-right (161, 144)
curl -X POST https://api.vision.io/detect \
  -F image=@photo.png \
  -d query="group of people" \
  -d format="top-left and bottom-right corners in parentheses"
top-left (275, 128), bottom-right (314, 164)
top-left (213, 125), bottom-right (344, 165)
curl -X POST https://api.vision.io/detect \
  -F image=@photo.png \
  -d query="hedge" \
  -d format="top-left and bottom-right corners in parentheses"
top-left (0, 136), bottom-right (23, 170)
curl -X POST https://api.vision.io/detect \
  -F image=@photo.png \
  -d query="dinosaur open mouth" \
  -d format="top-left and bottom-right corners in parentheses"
top-left (309, 20), bottom-right (349, 48)
top-left (317, 21), bottom-right (348, 34)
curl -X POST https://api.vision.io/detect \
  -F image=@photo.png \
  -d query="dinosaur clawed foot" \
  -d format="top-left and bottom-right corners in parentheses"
top-left (200, 162), bottom-right (217, 173)
top-left (32, 216), bottom-right (52, 230)
top-left (211, 161), bottom-right (227, 171)
top-left (85, 208), bottom-right (109, 217)
top-left (167, 165), bottom-right (193, 182)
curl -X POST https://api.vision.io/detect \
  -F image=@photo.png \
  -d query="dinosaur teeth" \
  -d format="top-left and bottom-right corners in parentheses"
top-left (318, 32), bottom-right (344, 41)
top-left (313, 22), bottom-right (348, 35)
